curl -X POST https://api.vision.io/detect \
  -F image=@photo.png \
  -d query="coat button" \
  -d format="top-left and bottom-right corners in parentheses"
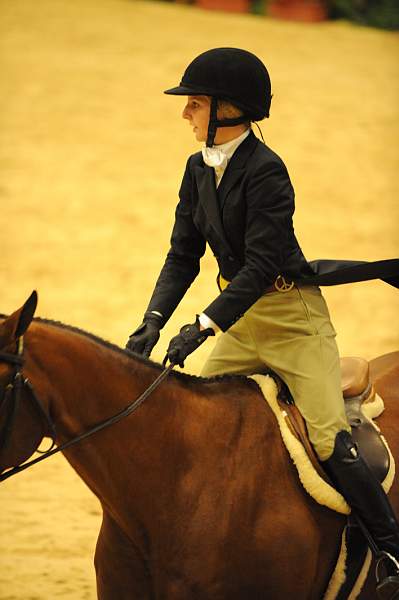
top-left (228, 256), bottom-right (235, 262)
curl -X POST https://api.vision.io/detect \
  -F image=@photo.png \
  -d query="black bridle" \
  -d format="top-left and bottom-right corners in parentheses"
top-left (0, 337), bottom-right (57, 456)
top-left (0, 336), bottom-right (174, 482)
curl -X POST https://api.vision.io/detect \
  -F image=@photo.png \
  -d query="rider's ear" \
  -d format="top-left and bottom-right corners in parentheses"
top-left (0, 291), bottom-right (38, 347)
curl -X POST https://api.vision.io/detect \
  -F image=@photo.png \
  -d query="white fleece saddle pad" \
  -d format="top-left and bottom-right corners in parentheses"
top-left (249, 374), bottom-right (395, 514)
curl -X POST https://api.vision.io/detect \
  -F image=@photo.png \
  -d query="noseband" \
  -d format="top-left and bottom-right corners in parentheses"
top-left (0, 336), bottom-right (174, 482)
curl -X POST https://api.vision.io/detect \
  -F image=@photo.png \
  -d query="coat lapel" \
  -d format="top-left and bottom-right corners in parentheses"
top-left (194, 164), bottom-right (234, 254)
top-left (194, 131), bottom-right (259, 252)
top-left (217, 131), bottom-right (259, 209)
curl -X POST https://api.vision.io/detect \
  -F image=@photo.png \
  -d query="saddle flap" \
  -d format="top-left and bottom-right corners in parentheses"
top-left (346, 396), bottom-right (390, 482)
top-left (278, 386), bottom-right (390, 485)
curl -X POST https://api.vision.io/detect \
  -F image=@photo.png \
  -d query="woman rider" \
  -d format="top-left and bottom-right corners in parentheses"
top-left (126, 48), bottom-right (399, 594)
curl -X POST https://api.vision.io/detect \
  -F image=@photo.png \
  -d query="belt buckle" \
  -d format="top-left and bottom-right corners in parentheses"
top-left (274, 275), bottom-right (294, 293)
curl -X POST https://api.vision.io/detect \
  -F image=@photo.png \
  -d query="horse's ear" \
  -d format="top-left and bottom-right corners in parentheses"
top-left (0, 291), bottom-right (38, 348)
top-left (15, 291), bottom-right (38, 337)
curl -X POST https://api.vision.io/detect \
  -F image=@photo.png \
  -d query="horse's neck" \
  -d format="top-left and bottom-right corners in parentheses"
top-left (28, 323), bottom-right (175, 500)
top-left (27, 322), bottom-right (275, 530)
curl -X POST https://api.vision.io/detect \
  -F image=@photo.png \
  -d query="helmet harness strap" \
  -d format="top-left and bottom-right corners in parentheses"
top-left (206, 97), bottom-right (218, 147)
top-left (253, 121), bottom-right (265, 144)
top-left (206, 96), bottom-right (251, 147)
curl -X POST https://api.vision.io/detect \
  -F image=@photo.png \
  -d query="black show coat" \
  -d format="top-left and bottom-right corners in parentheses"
top-left (146, 131), bottom-right (398, 332)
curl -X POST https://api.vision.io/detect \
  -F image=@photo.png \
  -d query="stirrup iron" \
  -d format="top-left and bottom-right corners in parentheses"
top-left (376, 552), bottom-right (399, 600)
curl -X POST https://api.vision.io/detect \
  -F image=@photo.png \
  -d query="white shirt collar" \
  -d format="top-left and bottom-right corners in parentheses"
top-left (201, 128), bottom-right (250, 186)
top-left (213, 128), bottom-right (250, 160)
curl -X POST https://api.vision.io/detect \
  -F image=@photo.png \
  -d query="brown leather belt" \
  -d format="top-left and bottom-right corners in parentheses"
top-left (218, 274), bottom-right (295, 294)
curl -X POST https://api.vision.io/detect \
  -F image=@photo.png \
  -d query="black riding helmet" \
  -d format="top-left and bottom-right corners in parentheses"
top-left (164, 47), bottom-right (272, 147)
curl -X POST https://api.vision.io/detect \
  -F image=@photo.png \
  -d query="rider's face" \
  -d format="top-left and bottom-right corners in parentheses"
top-left (182, 96), bottom-right (210, 142)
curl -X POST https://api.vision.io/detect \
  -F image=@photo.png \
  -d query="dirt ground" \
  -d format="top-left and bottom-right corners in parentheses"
top-left (0, 1), bottom-right (398, 598)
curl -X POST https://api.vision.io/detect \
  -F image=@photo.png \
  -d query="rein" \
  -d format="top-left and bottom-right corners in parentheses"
top-left (0, 336), bottom-right (174, 482)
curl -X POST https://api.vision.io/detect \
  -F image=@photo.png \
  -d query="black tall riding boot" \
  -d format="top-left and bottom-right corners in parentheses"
top-left (322, 430), bottom-right (399, 599)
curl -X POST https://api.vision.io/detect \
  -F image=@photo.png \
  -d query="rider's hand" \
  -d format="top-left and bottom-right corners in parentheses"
top-left (164, 316), bottom-right (215, 368)
top-left (126, 313), bottom-right (163, 358)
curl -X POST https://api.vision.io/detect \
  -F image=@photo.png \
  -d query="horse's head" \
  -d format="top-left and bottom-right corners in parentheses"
top-left (0, 291), bottom-right (49, 474)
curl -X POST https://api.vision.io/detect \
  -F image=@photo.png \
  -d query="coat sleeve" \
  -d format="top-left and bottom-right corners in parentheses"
top-left (146, 157), bottom-right (206, 325)
top-left (203, 159), bottom-right (295, 331)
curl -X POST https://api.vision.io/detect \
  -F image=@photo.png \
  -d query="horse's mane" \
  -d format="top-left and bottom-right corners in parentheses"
top-left (0, 313), bottom-right (250, 389)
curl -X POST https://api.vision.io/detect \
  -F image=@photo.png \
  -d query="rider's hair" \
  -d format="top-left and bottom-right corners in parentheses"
top-left (217, 99), bottom-right (250, 127)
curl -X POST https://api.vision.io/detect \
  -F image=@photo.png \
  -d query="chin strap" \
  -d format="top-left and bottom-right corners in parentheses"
top-left (206, 97), bottom-right (250, 147)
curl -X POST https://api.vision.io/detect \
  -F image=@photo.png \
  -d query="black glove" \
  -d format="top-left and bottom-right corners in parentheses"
top-left (164, 316), bottom-right (215, 368)
top-left (126, 312), bottom-right (163, 357)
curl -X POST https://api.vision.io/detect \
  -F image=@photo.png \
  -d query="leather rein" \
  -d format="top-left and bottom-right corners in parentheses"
top-left (0, 336), bottom-right (174, 482)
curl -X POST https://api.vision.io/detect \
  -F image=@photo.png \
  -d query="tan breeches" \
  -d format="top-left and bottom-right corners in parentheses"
top-left (201, 285), bottom-right (351, 461)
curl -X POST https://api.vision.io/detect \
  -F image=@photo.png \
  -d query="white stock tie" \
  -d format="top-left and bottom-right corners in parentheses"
top-left (201, 146), bottom-right (228, 170)
top-left (201, 147), bottom-right (229, 186)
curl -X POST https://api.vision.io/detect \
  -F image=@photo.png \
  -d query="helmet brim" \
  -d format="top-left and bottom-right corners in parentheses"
top-left (164, 85), bottom-right (210, 96)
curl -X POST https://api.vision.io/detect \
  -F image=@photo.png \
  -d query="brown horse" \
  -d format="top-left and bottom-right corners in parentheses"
top-left (1, 292), bottom-right (398, 599)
